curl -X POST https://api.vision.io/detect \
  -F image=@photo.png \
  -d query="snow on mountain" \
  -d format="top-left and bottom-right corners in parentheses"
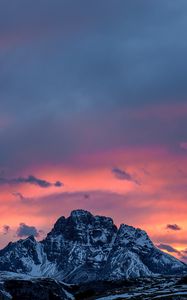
top-left (0, 209), bottom-right (186, 283)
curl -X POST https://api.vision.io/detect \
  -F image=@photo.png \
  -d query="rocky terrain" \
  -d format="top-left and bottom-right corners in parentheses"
top-left (0, 274), bottom-right (187, 299)
top-left (0, 210), bottom-right (186, 284)
top-left (0, 210), bottom-right (186, 299)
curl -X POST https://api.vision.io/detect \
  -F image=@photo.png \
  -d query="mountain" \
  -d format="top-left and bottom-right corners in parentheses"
top-left (0, 209), bottom-right (186, 284)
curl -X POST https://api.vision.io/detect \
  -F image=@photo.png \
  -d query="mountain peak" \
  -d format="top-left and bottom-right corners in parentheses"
top-left (71, 209), bottom-right (92, 217)
top-left (70, 209), bottom-right (93, 223)
top-left (117, 224), bottom-right (153, 248)
top-left (0, 209), bottom-right (186, 283)
top-left (52, 216), bottom-right (66, 234)
top-left (25, 235), bottom-right (36, 242)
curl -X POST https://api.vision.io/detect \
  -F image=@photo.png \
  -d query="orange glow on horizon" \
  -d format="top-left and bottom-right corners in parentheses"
top-left (0, 145), bottom-right (187, 257)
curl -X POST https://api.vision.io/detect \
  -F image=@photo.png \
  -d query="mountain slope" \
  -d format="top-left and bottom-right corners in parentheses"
top-left (0, 210), bottom-right (186, 283)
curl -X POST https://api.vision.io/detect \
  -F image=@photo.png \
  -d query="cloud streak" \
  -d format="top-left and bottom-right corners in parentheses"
top-left (166, 224), bottom-right (182, 231)
top-left (157, 244), bottom-right (187, 264)
top-left (112, 167), bottom-right (140, 185)
top-left (0, 175), bottom-right (63, 188)
top-left (157, 243), bottom-right (180, 254)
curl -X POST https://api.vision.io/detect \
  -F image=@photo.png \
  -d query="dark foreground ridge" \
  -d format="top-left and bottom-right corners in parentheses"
top-left (0, 209), bottom-right (187, 284)
top-left (1, 274), bottom-right (187, 299)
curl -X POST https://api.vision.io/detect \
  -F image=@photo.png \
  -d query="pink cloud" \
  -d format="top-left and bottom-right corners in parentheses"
top-left (180, 142), bottom-right (187, 150)
top-left (0, 143), bottom-right (187, 253)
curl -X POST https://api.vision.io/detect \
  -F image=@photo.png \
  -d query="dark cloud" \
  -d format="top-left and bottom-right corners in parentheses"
top-left (54, 181), bottom-right (63, 187)
top-left (1, 0), bottom-right (187, 111)
top-left (16, 223), bottom-right (39, 238)
top-left (0, 1), bottom-right (187, 171)
top-left (112, 167), bottom-right (140, 185)
top-left (0, 175), bottom-right (63, 188)
top-left (166, 224), bottom-right (182, 231)
top-left (157, 243), bottom-right (180, 254)
top-left (2, 225), bottom-right (10, 235)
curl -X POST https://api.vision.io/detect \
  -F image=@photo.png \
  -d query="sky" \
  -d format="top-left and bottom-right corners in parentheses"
top-left (0, 0), bottom-right (187, 262)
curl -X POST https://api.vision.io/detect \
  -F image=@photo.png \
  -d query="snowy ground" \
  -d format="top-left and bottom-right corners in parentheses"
top-left (95, 276), bottom-right (187, 300)
top-left (1, 273), bottom-right (187, 299)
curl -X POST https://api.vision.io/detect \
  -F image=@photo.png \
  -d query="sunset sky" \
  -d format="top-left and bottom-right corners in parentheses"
top-left (0, 0), bottom-right (187, 262)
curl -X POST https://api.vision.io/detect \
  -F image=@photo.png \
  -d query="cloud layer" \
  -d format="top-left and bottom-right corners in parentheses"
top-left (0, 1), bottom-right (187, 257)
top-left (0, 1), bottom-right (187, 171)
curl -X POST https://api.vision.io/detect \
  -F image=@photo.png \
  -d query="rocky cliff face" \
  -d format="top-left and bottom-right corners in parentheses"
top-left (0, 210), bottom-right (186, 284)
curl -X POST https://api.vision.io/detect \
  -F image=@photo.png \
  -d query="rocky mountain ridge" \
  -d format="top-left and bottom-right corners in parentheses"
top-left (0, 210), bottom-right (186, 284)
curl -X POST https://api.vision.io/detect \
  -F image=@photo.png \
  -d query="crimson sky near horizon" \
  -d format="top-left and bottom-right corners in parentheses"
top-left (0, 0), bottom-right (187, 262)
